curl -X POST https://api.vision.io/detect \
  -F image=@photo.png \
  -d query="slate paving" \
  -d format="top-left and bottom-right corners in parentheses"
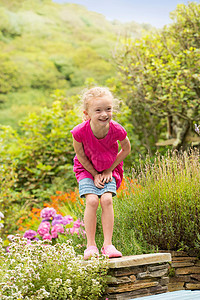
top-left (137, 290), bottom-right (200, 300)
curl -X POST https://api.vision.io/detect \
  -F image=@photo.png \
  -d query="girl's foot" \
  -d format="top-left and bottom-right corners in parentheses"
top-left (101, 245), bottom-right (122, 258)
top-left (84, 246), bottom-right (99, 260)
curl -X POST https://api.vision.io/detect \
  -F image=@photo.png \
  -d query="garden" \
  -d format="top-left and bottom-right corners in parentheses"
top-left (0, 1), bottom-right (200, 299)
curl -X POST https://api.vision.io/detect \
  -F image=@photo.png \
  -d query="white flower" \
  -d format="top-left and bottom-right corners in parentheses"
top-left (195, 123), bottom-right (200, 134)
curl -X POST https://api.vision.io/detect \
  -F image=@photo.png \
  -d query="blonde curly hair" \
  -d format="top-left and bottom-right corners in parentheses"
top-left (80, 86), bottom-right (119, 121)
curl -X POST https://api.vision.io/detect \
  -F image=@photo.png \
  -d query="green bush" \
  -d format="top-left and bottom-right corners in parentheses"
top-left (0, 7), bottom-right (22, 38)
top-left (0, 55), bottom-right (25, 94)
top-left (0, 237), bottom-right (108, 299)
top-left (125, 149), bottom-right (200, 254)
top-left (0, 94), bottom-right (80, 201)
top-left (0, 152), bottom-right (35, 238)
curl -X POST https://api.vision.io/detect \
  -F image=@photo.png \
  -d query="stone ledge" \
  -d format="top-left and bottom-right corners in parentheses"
top-left (108, 253), bottom-right (171, 269)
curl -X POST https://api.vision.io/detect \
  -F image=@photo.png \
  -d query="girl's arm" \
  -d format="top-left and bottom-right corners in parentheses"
top-left (73, 138), bottom-right (104, 188)
top-left (101, 136), bottom-right (131, 183)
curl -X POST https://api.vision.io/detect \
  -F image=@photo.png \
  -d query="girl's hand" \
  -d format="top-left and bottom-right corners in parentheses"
top-left (94, 174), bottom-right (104, 189)
top-left (101, 169), bottom-right (113, 183)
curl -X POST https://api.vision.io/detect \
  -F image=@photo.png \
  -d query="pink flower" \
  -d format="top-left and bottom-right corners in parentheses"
top-left (70, 227), bottom-right (80, 235)
top-left (40, 207), bottom-right (56, 220)
top-left (51, 231), bottom-right (58, 238)
top-left (73, 220), bottom-right (81, 228)
top-left (43, 233), bottom-right (52, 241)
top-left (73, 219), bottom-right (84, 228)
top-left (51, 224), bottom-right (64, 238)
top-left (37, 222), bottom-right (50, 237)
top-left (62, 215), bottom-right (73, 225)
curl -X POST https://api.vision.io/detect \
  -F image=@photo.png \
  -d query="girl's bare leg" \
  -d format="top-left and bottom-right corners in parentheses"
top-left (84, 194), bottom-right (99, 247)
top-left (100, 192), bottom-right (114, 247)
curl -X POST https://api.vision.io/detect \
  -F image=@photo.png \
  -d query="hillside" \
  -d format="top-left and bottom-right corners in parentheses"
top-left (0, 0), bottom-right (152, 127)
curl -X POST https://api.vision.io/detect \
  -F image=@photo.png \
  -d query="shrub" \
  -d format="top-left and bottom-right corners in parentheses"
top-left (0, 96), bottom-right (80, 200)
top-left (0, 55), bottom-right (25, 94)
top-left (126, 149), bottom-right (200, 254)
top-left (0, 237), bottom-right (108, 299)
top-left (0, 160), bottom-right (23, 238)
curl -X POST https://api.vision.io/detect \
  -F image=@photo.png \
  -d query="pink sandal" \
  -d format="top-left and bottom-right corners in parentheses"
top-left (101, 245), bottom-right (122, 258)
top-left (84, 246), bottom-right (99, 260)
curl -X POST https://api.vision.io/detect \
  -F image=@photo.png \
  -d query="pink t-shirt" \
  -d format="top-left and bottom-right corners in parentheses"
top-left (71, 120), bottom-right (127, 190)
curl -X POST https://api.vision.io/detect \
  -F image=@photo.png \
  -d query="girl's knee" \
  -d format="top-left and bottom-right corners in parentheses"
top-left (100, 193), bottom-right (113, 208)
top-left (85, 194), bottom-right (99, 209)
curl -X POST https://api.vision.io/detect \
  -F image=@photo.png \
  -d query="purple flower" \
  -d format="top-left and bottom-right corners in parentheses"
top-left (37, 222), bottom-right (50, 237)
top-left (52, 215), bottom-right (74, 226)
top-left (62, 215), bottom-right (73, 225)
top-left (54, 214), bottom-right (63, 220)
top-left (52, 219), bottom-right (63, 226)
top-left (40, 207), bottom-right (56, 220)
top-left (32, 237), bottom-right (39, 241)
top-left (52, 215), bottom-right (64, 226)
top-left (23, 230), bottom-right (37, 240)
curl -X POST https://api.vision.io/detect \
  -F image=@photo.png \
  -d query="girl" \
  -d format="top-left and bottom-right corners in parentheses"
top-left (71, 87), bottom-right (131, 260)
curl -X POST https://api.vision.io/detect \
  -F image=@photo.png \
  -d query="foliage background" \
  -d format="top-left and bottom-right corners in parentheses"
top-left (0, 0), bottom-right (151, 128)
top-left (0, 0), bottom-right (200, 259)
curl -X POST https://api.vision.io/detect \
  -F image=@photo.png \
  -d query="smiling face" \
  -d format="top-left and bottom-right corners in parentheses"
top-left (84, 96), bottom-right (113, 129)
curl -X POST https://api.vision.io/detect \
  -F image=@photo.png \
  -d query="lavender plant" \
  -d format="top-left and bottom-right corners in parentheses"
top-left (120, 149), bottom-right (200, 254)
top-left (0, 237), bottom-right (108, 299)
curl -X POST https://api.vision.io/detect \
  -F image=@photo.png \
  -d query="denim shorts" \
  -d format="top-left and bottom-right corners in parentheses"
top-left (79, 177), bottom-right (116, 198)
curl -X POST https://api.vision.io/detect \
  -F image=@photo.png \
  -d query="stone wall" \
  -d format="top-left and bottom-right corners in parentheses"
top-left (164, 250), bottom-right (200, 292)
top-left (102, 253), bottom-right (171, 300)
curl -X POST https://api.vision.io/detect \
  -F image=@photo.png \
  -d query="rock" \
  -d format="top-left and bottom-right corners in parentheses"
top-left (149, 285), bottom-right (168, 294)
top-left (169, 275), bottom-right (191, 282)
top-left (108, 253), bottom-right (171, 269)
top-left (111, 266), bottom-right (145, 277)
top-left (107, 276), bottom-right (131, 285)
top-left (150, 268), bottom-right (168, 278)
top-left (185, 283), bottom-right (200, 290)
top-left (176, 266), bottom-right (200, 275)
top-left (171, 262), bottom-right (195, 268)
top-left (130, 275), bottom-right (136, 282)
top-left (103, 288), bottom-right (150, 299)
top-left (191, 274), bottom-right (200, 281)
top-left (106, 281), bottom-right (159, 294)
top-left (148, 263), bottom-right (169, 271)
top-left (172, 256), bottom-right (197, 262)
top-left (137, 268), bottom-right (168, 279)
top-left (160, 277), bottom-right (169, 286)
top-left (168, 282), bottom-right (185, 292)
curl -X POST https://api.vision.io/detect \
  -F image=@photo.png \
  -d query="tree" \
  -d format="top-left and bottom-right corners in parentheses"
top-left (113, 2), bottom-right (200, 151)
